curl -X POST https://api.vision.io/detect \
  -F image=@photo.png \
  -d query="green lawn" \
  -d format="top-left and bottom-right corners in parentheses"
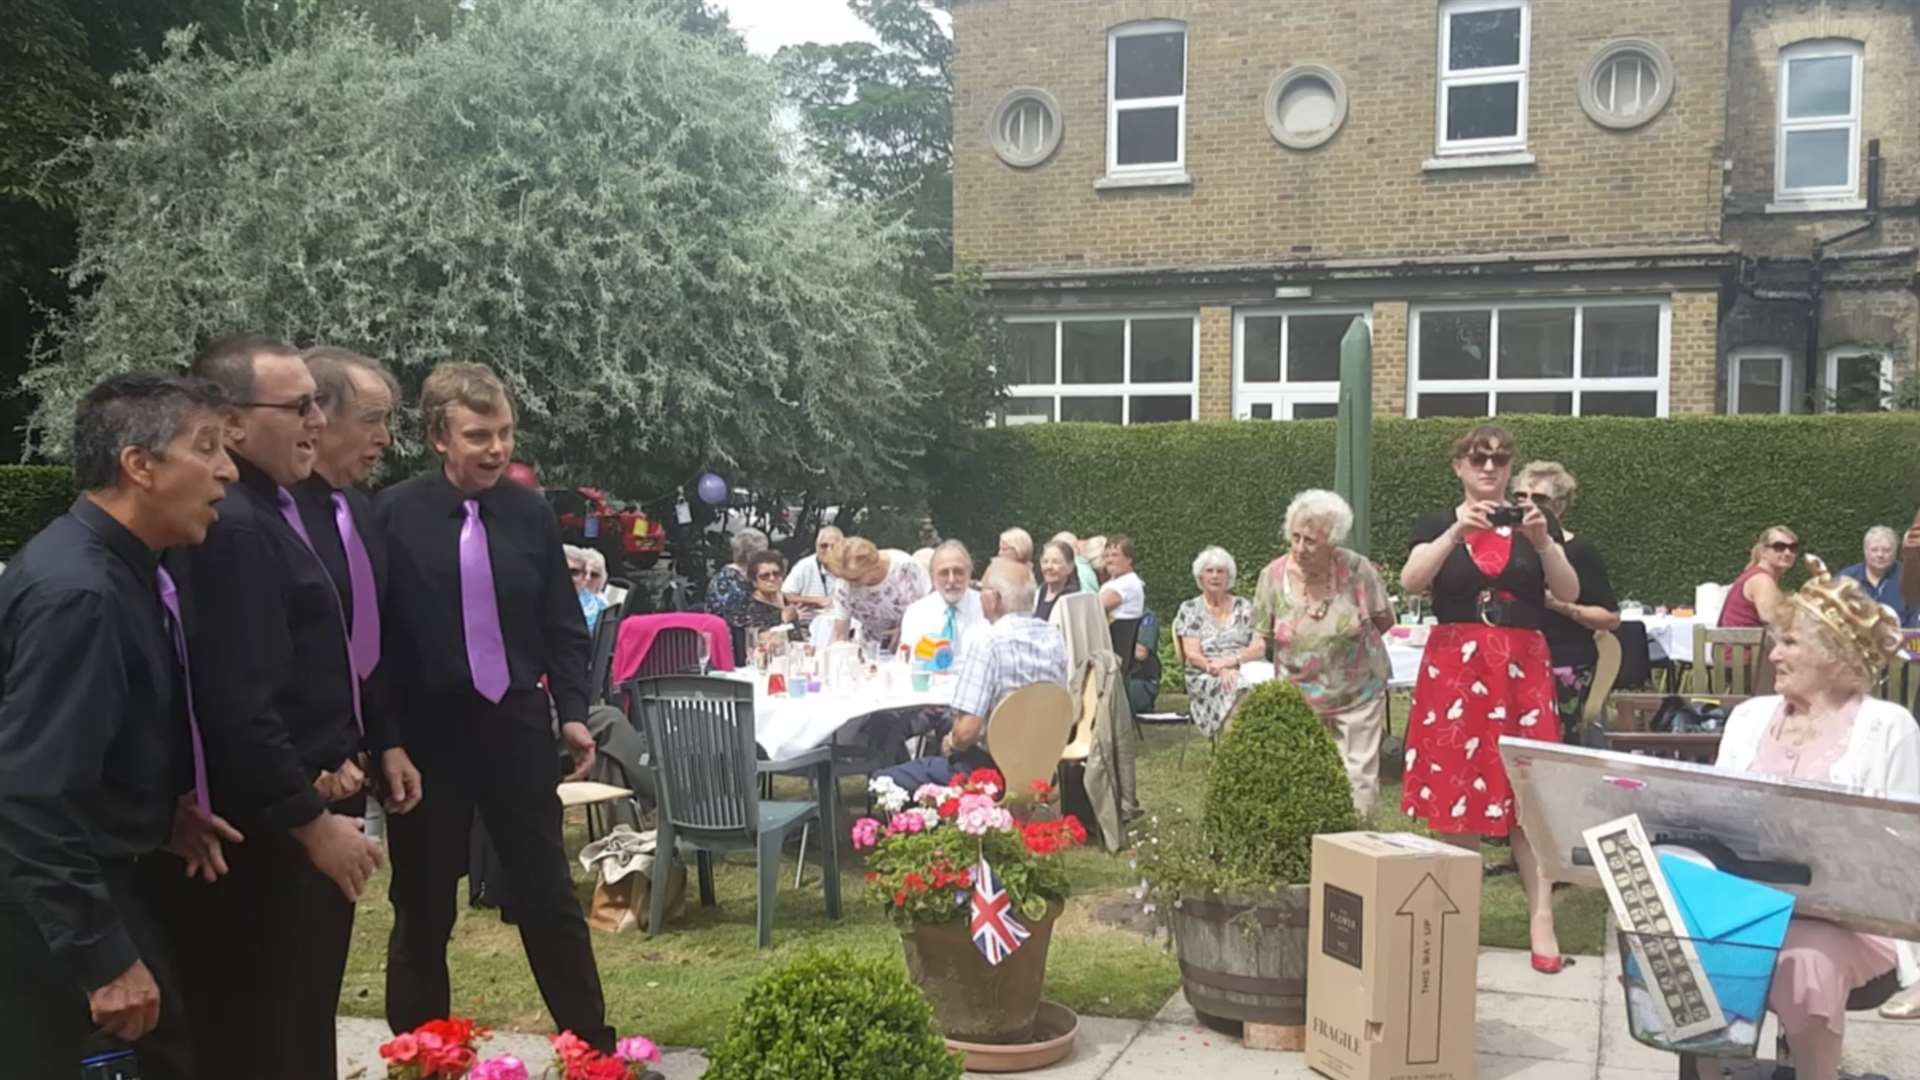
top-left (339, 702), bottom-right (1607, 1048)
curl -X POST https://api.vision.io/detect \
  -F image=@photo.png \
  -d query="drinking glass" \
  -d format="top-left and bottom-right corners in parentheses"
top-left (696, 635), bottom-right (711, 676)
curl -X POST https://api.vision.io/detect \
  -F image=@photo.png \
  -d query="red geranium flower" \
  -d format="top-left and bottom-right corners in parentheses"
top-left (968, 767), bottom-right (1005, 791)
top-left (380, 1033), bottom-right (420, 1063)
top-left (936, 797), bottom-right (960, 818)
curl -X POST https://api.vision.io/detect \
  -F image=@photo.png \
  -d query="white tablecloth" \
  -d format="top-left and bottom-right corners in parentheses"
top-left (1625, 612), bottom-right (1704, 665)
top-left (718, 668), bottom-right (957, 761)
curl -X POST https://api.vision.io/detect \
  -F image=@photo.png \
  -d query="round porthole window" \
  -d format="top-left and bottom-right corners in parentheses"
top-left (1579, 39), bottom-right (1676, 130)
top-left (989, 87), bottom-right (1064, 168)
top-left (1265, 65), bottom-right (1348, 150)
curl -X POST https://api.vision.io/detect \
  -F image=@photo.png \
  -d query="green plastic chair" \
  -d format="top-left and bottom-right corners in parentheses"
top-left (631, 675), bottom-right (841, 948)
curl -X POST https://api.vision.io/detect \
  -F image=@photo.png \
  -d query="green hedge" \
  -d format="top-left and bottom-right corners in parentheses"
top-left (0, 466), bottom-right (76, 559)
top-left (928, 415), bottom-right (1920, 616)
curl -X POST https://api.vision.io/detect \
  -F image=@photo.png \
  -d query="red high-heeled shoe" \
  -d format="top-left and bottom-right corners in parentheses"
top-left (1531, 952), bottom-right (1574, 974)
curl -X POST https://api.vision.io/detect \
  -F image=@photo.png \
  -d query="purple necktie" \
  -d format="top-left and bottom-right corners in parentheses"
top-left (277, 487), bottom-right (363, 732)
top-left (460, 499), bottom-right (511, 703)
top-left (155, 567), bottom-right (212, 817)
top-left (331, 492), bottom-right (381, 679)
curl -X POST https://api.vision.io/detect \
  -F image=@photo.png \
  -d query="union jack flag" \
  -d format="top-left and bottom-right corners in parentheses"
top-left (969, 857), bottom-right (1029, 966)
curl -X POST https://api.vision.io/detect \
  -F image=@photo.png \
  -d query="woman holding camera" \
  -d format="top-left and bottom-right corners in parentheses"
top-left (1401, 424), bottom-right (1579, 973)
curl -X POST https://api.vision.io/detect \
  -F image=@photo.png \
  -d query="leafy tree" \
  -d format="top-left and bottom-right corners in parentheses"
top-left (25, 0), bottom-right (936, 500)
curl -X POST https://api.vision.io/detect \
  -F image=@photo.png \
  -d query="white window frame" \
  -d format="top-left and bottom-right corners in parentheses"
top-left (1435, 0), bottom-right (1531, 157)
top-left (1727, 348), bottom-right (1793, 415)
top-left (1105, 21), bottom-right (1188, 181)
top-left (1231, 307), bottom-right (1370, 420)
top-left (1406, 298), bottom-right (1671, 418)
top-left (1774, 41), bottom-right (1864, 208)
top-left (1823, 345), bottom-right (1890, 413)
top-left (1000, 313), bottom-right (1200, 425)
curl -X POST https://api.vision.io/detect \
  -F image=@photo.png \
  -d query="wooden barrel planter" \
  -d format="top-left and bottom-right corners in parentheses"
top-left (901, 901), bottom-right (1064, 1044)
top-left (1170, 884), bottom-right (1311, 1027)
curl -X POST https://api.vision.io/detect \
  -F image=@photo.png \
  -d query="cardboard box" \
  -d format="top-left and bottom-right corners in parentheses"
top-left (1307, 832), bottom-right (1482, 1080)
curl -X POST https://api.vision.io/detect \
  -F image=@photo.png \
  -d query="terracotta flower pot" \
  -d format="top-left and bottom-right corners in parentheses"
top-left (900, 901), bottom-right (1063, 1043)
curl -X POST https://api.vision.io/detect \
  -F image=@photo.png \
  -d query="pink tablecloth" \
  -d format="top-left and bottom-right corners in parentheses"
top-left (611, 612), bottom-right (735, 686)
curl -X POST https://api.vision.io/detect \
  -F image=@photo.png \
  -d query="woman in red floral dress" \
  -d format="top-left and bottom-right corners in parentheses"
top-left (1400, 424), bottom-right (1580, 972)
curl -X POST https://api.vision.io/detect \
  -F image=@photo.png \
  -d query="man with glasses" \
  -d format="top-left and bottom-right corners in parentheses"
top-left (0, 374), bottom-right (240, 1078)
top-left (144, 334), bottom-right (385, 1079)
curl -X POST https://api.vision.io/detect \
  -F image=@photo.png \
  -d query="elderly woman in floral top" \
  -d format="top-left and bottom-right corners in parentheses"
top-left (824, 536), bottom-right (932, 649)
top-left (1251, 489), bottom-right (1397, 817)
top-left (1173, 546), bottom-right (1262, 737)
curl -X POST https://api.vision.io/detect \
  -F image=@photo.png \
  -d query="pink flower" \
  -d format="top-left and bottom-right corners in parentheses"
top-left (886, 811), bottom-right (926, 835)
top-left (912, 782), bottom-right (950, 805)
top-left (955, 800), bottom-right (1012, 836)
top-left (849, 817), bottom-right (882, 850)
top-left (616, 1036), bottom-right (662, 1064)
top-left (471, 1055), bottom-right (531, 1080)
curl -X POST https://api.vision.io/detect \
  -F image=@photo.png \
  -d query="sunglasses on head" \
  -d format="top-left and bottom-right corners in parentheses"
top-left (1467, 451), bottom-right (1513, 469)
top-left (1768, 540), bottom-right (1799, 553)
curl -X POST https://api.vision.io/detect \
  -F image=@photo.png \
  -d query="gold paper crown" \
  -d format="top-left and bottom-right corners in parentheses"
top-left (1790, 555), bottom-right (1904, 679)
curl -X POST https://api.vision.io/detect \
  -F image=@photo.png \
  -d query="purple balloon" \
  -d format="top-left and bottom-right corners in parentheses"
top-left (696, 472), bottom-right (728, 505)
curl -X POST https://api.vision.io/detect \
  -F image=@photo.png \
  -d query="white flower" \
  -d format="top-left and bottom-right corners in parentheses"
top-left (868, 776), bottom-right (910, 814)
top-left (910, 807), bottom-right (941, 830)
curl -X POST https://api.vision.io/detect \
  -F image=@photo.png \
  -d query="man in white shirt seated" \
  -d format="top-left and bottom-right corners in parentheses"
top-left (783, 525), bottom-right (842, 647)
top-left (897, 540), bottom-right (985, 667)
top-left (1099, 533), bottom-right (1146, 619)
top-left (876, 558), bottom-right (1068, 790)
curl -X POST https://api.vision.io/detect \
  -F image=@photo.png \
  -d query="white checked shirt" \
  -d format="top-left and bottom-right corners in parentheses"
top-left (951, 613), bottom-right (1069, 720)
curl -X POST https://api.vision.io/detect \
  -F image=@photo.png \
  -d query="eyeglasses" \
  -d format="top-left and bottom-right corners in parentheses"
top-left (1768, 540), bottom-right (1800, 553)
top-left (1468, 451), bottom-right (1513, 469)
top-left (238, 393), bottom-right (323, 417)
top-left (754, 571), bottom-right (784, 582)
top-left (1517, 492), bottom-right (1554, 508)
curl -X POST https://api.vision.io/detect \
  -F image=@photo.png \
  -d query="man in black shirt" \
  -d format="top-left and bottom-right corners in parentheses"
top-left (291, 346), bottom-right (423, 816)
top-left (379, 362), bottom-right (612, 1050)
top-left (0, 373), bottom-right (241, 1078)
top-left (143, 334), bottom-right (386, 1079)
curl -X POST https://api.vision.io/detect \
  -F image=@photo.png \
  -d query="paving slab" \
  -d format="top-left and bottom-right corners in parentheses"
top-left (1478, 1051), bottom-right (1596, 1079)
top-left (962, 1015), bottom-right (1146, 1080)
top-left (1480, 945), bottom-right (1606, 1002)
top-left (1477, 988), bottom-right (1603, 1064)
top-left (1105, 1020), bottom-right (1319, 1078)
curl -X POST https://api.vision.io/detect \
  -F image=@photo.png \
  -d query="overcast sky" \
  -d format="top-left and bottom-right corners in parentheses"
top-left (714, 0), bottom-right (879, 55)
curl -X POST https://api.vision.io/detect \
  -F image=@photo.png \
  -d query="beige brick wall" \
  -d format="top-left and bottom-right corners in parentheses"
top-left (952, 0), bottom-right (1729, 273)
top-left (1669, 289), bottom-right (1722, 414)
top-left (1197, 305), bottom-right (1233, 418)
top-left (1369, 301), bottom-right (1411, 416)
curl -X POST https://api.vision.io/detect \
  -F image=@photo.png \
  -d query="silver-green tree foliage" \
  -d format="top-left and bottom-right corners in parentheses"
top-left (26, 0), bottom-right (935, 496)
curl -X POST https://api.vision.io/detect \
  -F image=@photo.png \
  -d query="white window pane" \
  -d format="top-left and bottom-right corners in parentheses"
top-left (1832, 354), bottom-right (1886, 412)
top-left (1129, 395), bottom-right (1192, 423)
top-left (1116, 106), bottom-right (1180, 165)
top-left (1786, 56), bottom-right (1854, 119)
top-left (1132, 318), bottom-right (1195, 382)
top-left (1243, 317), bottom-right (1283, 383)
top-left (1582, 391), bottom-right (1658, 417)
top-left (1783, 129), bottom-right (1852, 190)
top-left (1114, 32), bottom-right (1185, 100)
top-left (1004, 323), bottom-right (1055, 385)
top-left (1736, 356), bottom-right (1784, 414)
top-left (1419, 310), bottom-right (1492, 379)
top-left (1598, 55), bottom-right (1657, 115)
top-left (1446, 81), bottom-right (1521, 142)
top-left (1448, 7), bottom-right (1523, 71)
top-left (1496, 391), bottom-right (1573, 415)
top-left (1278, 77), bottom-right (1339, 136)
top-left (1062, 321), bottom-right (1123, 383)
top-left (1000, 101), bottom-right (1054, 156)
top-left (1060, 396), bottom-right (1124, 424)
top-left (1497, 308), bottom-right (1574, 379)
top-left (1002, 399), bottom-right (1054, 425)
top-left (1288, 315), bottom-right (1351, 382)
top-left (1583, 305), bottom-right (1662, 378)
top-left (1417, 392), bottom-right (1490, 418)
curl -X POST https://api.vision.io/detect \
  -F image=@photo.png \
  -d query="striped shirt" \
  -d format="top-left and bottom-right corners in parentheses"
top-left (951, 613), bottom-right (1069, 719)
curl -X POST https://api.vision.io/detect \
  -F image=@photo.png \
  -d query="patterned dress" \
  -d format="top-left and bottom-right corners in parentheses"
top-left (830, 551), bottom-right (932, 648)
top-left (1402, 513), bottom-right (1559, 837)
top-left (1172, 595), bottom-right (1255, 736)
top-left (704, 564), bottom-right (753, 629)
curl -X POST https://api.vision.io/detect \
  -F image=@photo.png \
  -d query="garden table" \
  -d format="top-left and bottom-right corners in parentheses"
top-left (714, 666), bottom-right (957, 761)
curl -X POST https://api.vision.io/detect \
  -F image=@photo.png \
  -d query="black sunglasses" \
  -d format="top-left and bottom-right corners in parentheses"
top-left (1517, 492), bottom-right (1554, 507)
top-left (1468, 451), bottom-right (1513, 468)
top-left (1768, 540), bottom-right (1800, 553)
top-left (238, 393), bottom-right (323, 418)
top-left (754, 571), bottom-right (784, 581)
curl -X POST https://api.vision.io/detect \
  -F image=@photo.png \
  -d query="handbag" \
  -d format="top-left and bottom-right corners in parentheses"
top-left (1649, 695), bottom-right (1729, 734)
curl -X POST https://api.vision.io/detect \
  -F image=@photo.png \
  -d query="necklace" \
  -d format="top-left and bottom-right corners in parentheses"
top-left (1289, 560), bottom-right (1334, 620)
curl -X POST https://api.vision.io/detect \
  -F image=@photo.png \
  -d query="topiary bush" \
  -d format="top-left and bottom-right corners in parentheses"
top-left (0, 466), bottom-right (77, 559)
top-left (701, 948), bottom-right (963, 1080)
top-left (1137, 681), bottom-right (1358, 901)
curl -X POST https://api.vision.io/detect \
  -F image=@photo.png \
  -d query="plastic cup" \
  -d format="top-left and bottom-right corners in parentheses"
top-left (910, 667), bottom-right (932, 693)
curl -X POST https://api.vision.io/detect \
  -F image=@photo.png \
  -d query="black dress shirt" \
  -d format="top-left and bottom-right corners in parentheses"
top-left (0, 499), bottom-right (189, 990)
top-left (376, 469), bottom-right (591, 729)
top-left (292, 475), bottom-right (396, 753)
top-left (172, 456), bottom-right (359, 833)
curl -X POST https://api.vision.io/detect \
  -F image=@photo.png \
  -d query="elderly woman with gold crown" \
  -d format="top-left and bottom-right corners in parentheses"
top-left (1709, 556), bottom-right (1920, 1080)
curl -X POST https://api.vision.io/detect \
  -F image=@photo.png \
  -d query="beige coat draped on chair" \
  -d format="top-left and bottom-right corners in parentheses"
top-left (1050, 593), bottom-right (1139, 851)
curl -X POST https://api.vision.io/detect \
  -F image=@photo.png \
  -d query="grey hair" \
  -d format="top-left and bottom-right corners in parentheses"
top-left (302, 346), bottom-right (400, 419)
top-left (1513, 460), bottom-right (1577, 507)
top-left (1866, 525), bottom-right (1898, 549)
top-left (1191, 545), bottom-right (1237, 586)
top-left (71, 373), bottom-right (230, 491)
top-left (931, 538), bottom-right (974, 572)
top-left (562, 544), bottom-right (588, 565)
top-left (731, 527), bottom-right (770, 563)
top-left (816, 524), bottom-right (845, 542)
top-left (1285, 489), bottom-right (1354, 546)
top-left (580, 547), bottom-right (608, 581)
top-left (980, 557), bottom-right (1037, 614)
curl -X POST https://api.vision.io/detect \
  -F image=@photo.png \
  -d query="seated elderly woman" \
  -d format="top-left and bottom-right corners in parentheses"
top-left (565, 544), bottom-right (609, 633)
top-left (824, 536), bottom-right (932, 650)
top-left (741, 549), bottom-right (798, 641)
top-left (705, 526), bottom-right (770, 632)
top-left (1173, 546), bottom-right (1260, 737)
top-left (1711, 556), bottom-right (1919, 1080)
top-left (1252, 489), bottom-right (1396, 818)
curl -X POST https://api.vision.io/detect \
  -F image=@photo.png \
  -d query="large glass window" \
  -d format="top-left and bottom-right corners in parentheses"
top-left (1825, 347), bottom-right (1889, 413)
top-left (1001, 314), bottom-right (1198, 425)
top-left (1107, 23), bottom-right (1187, 177)
top-left (1776, 42), bottom-right (1862, 205)
top-left (1437, 0), bottom-right (1530, 155)
top-left (1728, 349), bottom-right (1790, 415)
top-left (1409, 301), bottom-right (1667, 417)
top-left (1234, 310), bottom-right (1366, 421)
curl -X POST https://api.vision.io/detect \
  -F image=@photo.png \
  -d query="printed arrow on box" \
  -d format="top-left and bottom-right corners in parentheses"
top-left (1397, 872), bottom-right (1460, 1066)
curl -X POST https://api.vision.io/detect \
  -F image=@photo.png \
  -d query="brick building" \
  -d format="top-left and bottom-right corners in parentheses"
top-left (950, 0), bottom-right (1919, 421)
